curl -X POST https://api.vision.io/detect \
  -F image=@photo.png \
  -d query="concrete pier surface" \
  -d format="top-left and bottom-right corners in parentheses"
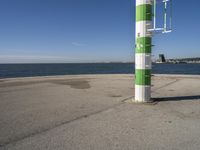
top-left (0, 74), bottom-right (200, 150)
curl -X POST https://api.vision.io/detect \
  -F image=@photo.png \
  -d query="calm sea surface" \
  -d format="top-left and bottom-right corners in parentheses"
top-left (0, 63), bottom-right (200, 78)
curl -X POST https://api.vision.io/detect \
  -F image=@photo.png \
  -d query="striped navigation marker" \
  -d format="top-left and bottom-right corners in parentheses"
top-left (135, 0), bottom-right (152, 102)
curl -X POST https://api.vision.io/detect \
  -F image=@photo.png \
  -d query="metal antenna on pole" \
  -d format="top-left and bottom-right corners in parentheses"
top-left (170, 0), bottom-right (172, 30)
top-left (164, 0), bottom-right (167, 33)
top-left (148, 0), bottom-right (172, 34)
top-left (154, 0), bottom-right (156, 30)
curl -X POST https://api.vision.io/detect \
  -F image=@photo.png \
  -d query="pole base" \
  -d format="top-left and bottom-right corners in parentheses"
top-left (132, 98), bottom-right (154, 103)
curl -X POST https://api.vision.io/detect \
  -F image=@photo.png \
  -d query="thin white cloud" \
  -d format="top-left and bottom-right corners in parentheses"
top-left (0, 55), bottom-right (66, 59)
top-left (0, 55), bottom-right (82, 63)
top-left (72, 42), bottom-right (86, 47)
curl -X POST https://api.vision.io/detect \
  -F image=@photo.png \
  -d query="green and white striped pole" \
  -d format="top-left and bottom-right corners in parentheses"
top-left (135, 0), bottom-right (152, 102)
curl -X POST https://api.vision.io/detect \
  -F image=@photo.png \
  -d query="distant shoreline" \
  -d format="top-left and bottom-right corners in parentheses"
top-left (0, 62), bottom-right (200, 65)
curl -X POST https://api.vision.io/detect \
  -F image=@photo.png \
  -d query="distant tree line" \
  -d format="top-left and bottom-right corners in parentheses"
top-left (168, 57), bottom-right (200, 61)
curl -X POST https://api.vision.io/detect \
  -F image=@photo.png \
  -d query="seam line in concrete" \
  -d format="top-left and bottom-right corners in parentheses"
top-left (152, 79), bottom-right (180, 92)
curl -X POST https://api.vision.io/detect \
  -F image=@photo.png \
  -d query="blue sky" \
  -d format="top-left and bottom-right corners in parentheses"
top-left (0, 0), bottom-right (199, 63)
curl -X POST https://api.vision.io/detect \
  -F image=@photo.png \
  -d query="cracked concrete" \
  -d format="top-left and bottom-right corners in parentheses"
top-left (0, 74), bottom-right (200, 150)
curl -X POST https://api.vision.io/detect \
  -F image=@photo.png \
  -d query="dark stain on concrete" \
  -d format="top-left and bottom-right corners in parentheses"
top-left (108, 94), bottom-right (122, 98)
top-left (169, 89), bottom-right (174, 91)
top-left (52, 80), bottom-right (91, 89)
top-left (165, 121), bottom-right (172, 124)
top-left (0, 78), bottom-right (92, 89)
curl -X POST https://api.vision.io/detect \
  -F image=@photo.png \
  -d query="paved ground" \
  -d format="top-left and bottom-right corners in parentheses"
top-left (0, 74), bottom-right (200, 150)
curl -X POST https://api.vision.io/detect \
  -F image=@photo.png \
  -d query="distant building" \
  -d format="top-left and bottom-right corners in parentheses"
top-left (158, 54), bottom-right (166, 63)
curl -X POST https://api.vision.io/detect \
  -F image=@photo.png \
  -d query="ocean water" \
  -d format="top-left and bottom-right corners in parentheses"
top-left (0, 63), bottom-right (200, 78)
